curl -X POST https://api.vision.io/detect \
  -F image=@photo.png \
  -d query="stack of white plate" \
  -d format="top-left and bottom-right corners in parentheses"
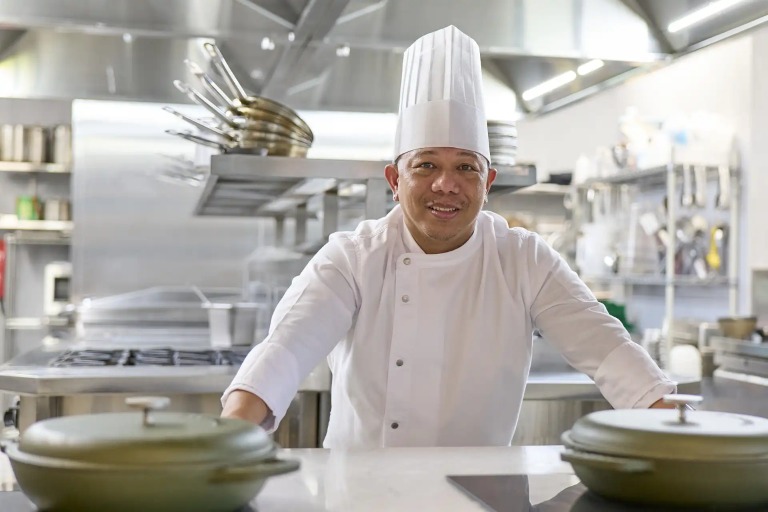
top-left (487, 120), bottom-right (518, 167)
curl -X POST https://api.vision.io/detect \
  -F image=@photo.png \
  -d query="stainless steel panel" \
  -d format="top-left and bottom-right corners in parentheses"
top-left (0, 0), bottom-right (727, 114)
top-left (69, 99), bottom-right (276, 300)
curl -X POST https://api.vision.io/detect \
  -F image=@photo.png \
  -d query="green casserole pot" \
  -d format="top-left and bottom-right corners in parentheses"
top-left (1, 397), bottom-right (299, 512)
top-left (561, 394), bottom-right (768, 508)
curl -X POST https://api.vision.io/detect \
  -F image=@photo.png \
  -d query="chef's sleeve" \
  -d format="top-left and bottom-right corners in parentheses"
top-left (525, 232), bottom-right (676, 409)
top-left (221, 234), bottom-right (359, 431)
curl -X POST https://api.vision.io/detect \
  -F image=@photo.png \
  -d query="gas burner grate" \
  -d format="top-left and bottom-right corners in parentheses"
top-left (49, 347), bottom-right (251, 367)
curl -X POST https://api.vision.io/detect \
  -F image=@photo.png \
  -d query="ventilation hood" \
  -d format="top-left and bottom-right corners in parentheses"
top-left (0, 0), bottom-right (766, 116)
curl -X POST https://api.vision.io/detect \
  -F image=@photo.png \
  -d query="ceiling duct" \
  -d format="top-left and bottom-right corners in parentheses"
top-left (0, 0), bottom-right (765, 115)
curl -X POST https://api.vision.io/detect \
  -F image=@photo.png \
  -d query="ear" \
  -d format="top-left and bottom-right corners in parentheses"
top-left (485, 167), bottom-right (498, 194)
top-left (384, 163), bottom-right (400, 201)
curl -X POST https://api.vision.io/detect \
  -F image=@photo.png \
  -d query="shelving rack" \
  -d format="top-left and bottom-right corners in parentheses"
top-left (575, 157), bottom-right (739, 367)
top-left (194, 154), bottom-right (537, 247)
top-left (1, 162), bottom-right (73, 364)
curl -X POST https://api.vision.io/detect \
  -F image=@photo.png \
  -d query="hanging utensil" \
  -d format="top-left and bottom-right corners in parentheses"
top-left (203, 42), bottom-right (249, 102)
top-left (184, 59), bottom-right (237, 110)
top-left (228, 103), bottom-right (313, 141)
top-left (693, 165), bottom-right (707, 208)
top-left (681, 164), bottom-right (693, 207)
top-left (706, 225), bottom-right (723, 274)
top-left (172, 80), bottom-right (237, 128)
top-left (200, 43), bottom-right (313, 140)
top-left (166, 130), bottom-right (228, 151)
top-left (162, 106), bottom-right (234, 140)
top-left (716, 164), bottom-right (731, 209)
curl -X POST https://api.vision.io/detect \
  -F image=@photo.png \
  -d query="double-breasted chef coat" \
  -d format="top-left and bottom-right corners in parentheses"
top-left (223, 205), bottom-right (675, 448)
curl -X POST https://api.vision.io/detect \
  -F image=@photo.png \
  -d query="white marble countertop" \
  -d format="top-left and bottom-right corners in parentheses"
top-left (0, 446), bottom-right (579, 511)
top-left (251, 446), bottom-right (578, 511)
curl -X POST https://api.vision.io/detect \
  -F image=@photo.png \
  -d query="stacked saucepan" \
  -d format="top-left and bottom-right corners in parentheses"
top-left (561, 394), bottom-right (768, 508)
top-left (487, 120), bottom-right (517, 168)
top-left (1, 396), bottom-right (299, 512)
top-left (166, 42), bottom-right (313, 157)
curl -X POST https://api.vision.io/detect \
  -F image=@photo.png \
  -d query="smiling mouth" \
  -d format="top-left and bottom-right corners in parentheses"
top-left (428, 204), bottom-right (461, 219)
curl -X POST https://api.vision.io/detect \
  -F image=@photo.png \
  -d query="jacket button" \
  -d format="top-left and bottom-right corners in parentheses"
top-left (401, 295), bottom-right (409, 303)
top-left (396, 359), bottom-right (404, 367)
top-left (403, 257), bottom-right (411, 265)
top-left (391, 422), bottom-right (399, 429)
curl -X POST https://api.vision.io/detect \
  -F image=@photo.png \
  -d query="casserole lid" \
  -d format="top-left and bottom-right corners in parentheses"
top-left (563, 395), bottom-right (768, 461)
top-left (17, 397), bottom-right (273, 466)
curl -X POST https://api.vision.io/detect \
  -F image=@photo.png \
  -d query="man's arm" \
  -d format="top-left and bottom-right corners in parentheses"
top-left (221, 389), bottom-right (270, 424)
top-left (220, 235), bottom-right (360, 430)
top-left (525, 232), bottom-right (676, 409)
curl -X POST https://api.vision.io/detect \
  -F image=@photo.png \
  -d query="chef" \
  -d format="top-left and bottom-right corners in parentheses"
top-left (221, 25), bottom-right (676, 448)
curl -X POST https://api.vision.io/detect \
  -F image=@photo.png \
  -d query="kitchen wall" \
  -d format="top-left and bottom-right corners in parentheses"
top-left (516, 28), bottom-right (760, 320)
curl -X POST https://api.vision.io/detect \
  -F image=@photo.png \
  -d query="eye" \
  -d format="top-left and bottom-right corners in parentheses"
top-left (459, 163), bottom-right (479, 172)
top-left (417, 161), bottom-right (436, 169)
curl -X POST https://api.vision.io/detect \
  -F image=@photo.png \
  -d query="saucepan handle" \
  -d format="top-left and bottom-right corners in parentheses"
top-left (209, 458), bottom-right (300, 484)
top-left (561, 449), bottom-right (654, 473)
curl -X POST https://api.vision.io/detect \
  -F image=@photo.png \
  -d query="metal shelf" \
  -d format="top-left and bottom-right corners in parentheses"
top-left (578, 163), bottom-right (735, 188)
top-left (514, 183), bottom-right (572, 195)
top-left (582, 274), bottom-right (736, 287)
top-left (195, 155), bottom-right (537, 217)
top-left (0, 162), bottom-right (71, 174)
top-left (0, 216), bottom-right (73, 233)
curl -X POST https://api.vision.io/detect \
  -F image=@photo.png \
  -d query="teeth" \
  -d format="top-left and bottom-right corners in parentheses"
top-left (431, 206), bottom-right (457, 212)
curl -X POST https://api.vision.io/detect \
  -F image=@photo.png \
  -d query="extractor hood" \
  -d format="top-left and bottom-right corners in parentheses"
top-left (0, 0), bottom-right (766, 116)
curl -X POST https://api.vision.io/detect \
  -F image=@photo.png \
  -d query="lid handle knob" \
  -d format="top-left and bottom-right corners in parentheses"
top-left (126, 396), bottom-right (171, 427)
top-left (663, 394), bottom-right (703, 424)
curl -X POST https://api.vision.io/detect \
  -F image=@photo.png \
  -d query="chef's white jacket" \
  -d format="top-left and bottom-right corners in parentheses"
top-left (223, 205), bottom-right (675, 448)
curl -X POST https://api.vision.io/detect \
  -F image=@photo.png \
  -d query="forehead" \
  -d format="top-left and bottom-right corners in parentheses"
top-left (402, 147), bottom-right (484, 162)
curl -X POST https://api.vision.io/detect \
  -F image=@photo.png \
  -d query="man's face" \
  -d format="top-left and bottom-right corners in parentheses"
top-left (384, 147), bottom-right (497, 254)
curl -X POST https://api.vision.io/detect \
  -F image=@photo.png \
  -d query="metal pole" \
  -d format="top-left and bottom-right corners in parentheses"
top-left (728, 164), bottom-right (739, 314)
top-left (664, 155), bottom-right (677, 370)
top-left (295, 204), bottom-right (308, 246)
top-left (322, 189), bottom-right (339, 241)
top-left (365, 179), bottom-right (389, 219)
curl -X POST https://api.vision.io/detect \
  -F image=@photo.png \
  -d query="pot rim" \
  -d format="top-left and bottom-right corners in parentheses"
top-left (15, 408), bottom-right (276, 466)
top-left (5, 441), bottom-right (281, 472)
top-left (562, 429), bottom-right (768, 463)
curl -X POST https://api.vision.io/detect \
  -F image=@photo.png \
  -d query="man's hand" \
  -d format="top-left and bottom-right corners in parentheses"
top-left (221, 389), bottom-right (271, 425)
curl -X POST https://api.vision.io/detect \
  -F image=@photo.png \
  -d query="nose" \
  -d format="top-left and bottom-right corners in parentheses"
top-left (431, 169), bottom-right (460, 194)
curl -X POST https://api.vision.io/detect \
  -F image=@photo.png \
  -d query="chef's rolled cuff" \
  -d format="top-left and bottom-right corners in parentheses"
top-left (221, 342), bottom-right (302, 433)
top-left (594, 341), bottom-right (677, 409)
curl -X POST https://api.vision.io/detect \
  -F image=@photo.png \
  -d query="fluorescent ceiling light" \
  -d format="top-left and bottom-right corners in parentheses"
top-left (577, 59), bottom-right (604, 76)
top-left (522, 71), bottom-right (577, 101)
top-left (668, 0), bottom-right (745, 33)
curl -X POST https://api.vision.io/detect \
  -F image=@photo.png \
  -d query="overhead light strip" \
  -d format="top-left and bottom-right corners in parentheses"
top-left (577, 59), bottom-right (604, 76)
top-left (668, 0), bottom-right (746, 33)
top-left (522, 71), bottom-right (577, 101)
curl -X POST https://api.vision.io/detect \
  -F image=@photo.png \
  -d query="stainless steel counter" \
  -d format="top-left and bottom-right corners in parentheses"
top-left (0, 343), bottom-right (699, 398)
top-left (0, 341), bottom-right (701, 448)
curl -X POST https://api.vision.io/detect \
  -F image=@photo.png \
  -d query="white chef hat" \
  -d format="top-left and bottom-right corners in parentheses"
top-left (393, 25), bottom-right (490, 163)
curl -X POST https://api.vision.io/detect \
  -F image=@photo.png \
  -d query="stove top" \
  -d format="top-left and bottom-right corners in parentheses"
top-left (48, 347), bottom-right (250, 368)
top-left (447, 475), bottom-right (767, 512)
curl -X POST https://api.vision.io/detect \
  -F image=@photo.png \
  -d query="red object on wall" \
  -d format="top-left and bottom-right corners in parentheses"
top-left (0, 239), bottom-right (6, 300)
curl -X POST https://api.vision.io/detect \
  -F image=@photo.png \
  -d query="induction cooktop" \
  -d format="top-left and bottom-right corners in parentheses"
top-left (446, 475), bottom-right (768, 512)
